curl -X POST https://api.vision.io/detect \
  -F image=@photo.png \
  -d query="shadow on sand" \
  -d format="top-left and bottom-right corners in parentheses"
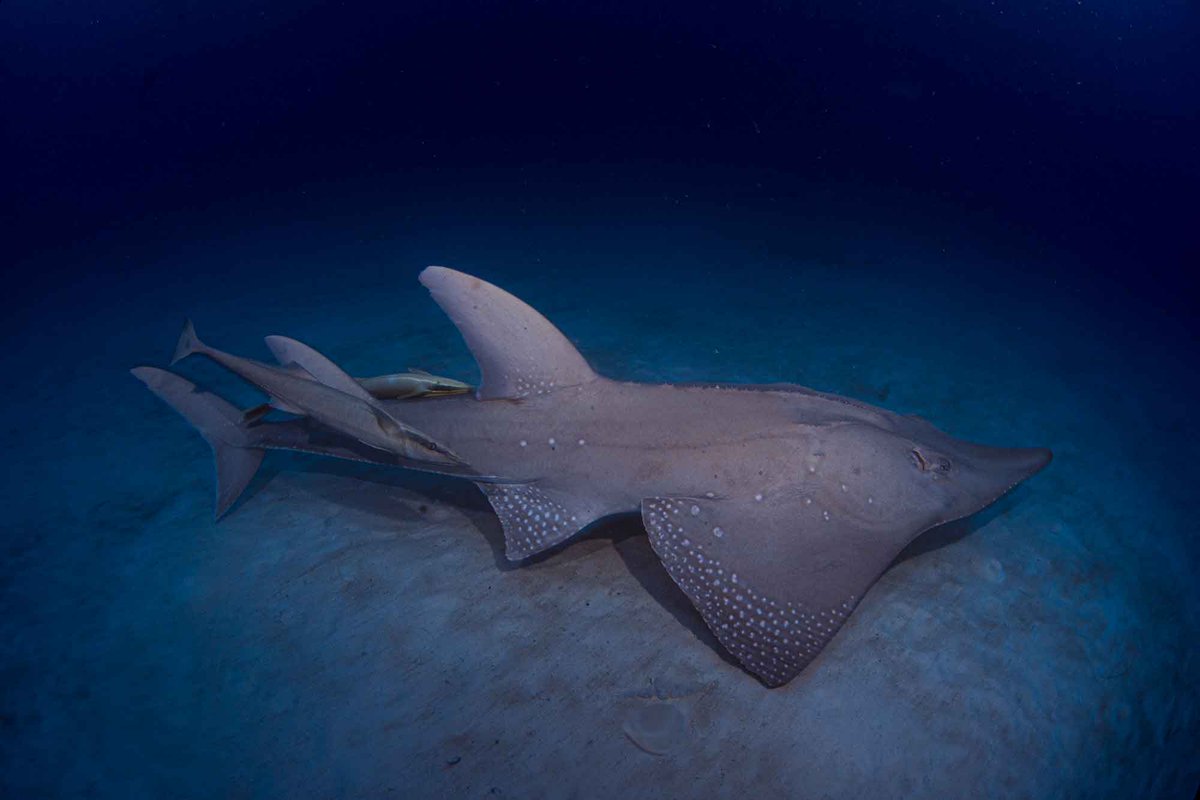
top-left (238, 453), bottom-right (1036, 673)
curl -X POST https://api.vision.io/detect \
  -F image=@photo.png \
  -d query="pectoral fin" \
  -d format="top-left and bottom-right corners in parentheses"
top-left (641, 495), bottom-right (915, 687)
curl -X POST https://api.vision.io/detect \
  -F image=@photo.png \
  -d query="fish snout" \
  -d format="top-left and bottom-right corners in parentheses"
top-left (958, 444), bottom-right (1053, 507)
top-left (989, 445), bottom-right (1053, 481)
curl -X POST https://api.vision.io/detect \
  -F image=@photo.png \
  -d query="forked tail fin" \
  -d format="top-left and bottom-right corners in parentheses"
top-left (131, 366), bottom-right (264, 518)
top-left (171, 319), bottom-right (203, 365)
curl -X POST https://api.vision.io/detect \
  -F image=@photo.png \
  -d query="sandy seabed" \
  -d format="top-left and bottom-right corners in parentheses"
top-left (2, 237), bottom-right (1196, 799)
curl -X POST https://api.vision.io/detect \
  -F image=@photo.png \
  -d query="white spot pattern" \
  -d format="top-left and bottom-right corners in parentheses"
top-left (478, 484), bottom-right (582, 560)
top-left (642, 497), bottom-right (857, 687)
top-left (511, 375), bottom-right (558, 397)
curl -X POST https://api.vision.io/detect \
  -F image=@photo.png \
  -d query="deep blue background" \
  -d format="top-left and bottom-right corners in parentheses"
top-left (3, 4), bottom-right (1200, 797)
top-left (3, 0), bottom-right (1198, 330)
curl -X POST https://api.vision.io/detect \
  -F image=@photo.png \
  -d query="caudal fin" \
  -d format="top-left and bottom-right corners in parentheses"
top-left (171, 319), bottom-right (203, 365)
top-left (132, 366), bottom-right (264, 518)
top-left (211, 443), bottom-right (265, 518)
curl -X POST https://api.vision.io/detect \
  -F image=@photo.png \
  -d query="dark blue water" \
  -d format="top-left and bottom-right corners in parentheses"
top-left (3, 2), bottom-right (1198, 798)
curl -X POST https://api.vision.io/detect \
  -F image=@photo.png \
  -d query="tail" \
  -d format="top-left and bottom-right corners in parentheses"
top-left (171, 319), bottom-right (203, 365)
top-left (131, 366), bottom-right (264, 519)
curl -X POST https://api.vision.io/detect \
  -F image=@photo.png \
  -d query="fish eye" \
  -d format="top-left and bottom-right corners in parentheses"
top-left (934, 457), bottom-right (952, 474)
top-left (910, 449), bottom-right (928, 471)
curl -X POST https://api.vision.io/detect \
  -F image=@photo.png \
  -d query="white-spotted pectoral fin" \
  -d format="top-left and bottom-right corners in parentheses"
top-left (476, 483), bottom-right (606, 560)
top-left (641, 495), bottom-right (907, 688)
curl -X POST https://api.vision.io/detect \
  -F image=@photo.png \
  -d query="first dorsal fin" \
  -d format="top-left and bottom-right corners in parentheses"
top-left (263, 335), bottom-right (377, 404)
top-left (419, 266), bottom-right (597, 400)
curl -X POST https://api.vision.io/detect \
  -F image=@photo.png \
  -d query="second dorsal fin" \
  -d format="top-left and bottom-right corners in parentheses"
top-left (419, 266), bottom-right (597, 400)
top-left (263, 335), bottom-right (377, 404)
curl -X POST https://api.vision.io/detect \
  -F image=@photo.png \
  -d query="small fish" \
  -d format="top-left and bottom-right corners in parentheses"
top-left (357, 369), bottom-right (472, 400)
top-left (169, 321), bottom-right (461, 466)
top-left (130, 367), bottom-right (514, 517)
